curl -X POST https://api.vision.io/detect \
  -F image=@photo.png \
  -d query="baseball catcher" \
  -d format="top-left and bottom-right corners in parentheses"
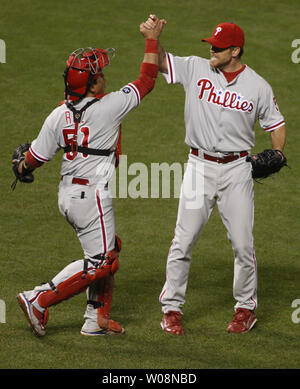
top-left (246, 149), bottom-right (287, 179)
top-left (15, 19), bottom-right (167, 338)
top-left (11, 143), bottom-right (35, 190)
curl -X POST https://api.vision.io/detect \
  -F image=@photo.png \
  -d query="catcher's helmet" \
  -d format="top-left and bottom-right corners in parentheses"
top-left (63, 47), bottom-right (115, 102)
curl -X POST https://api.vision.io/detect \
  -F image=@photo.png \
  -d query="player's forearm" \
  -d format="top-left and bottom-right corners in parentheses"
top-left (271, 125), bottom-right (286, 151)
top-left (141, 15), bottom-right (167, 73)
top-left (141, 39), bottom-right (167, 74)
top-left (143, 39), bottom-right (159, 66)
top-left (134, 19), bottom-right (166, 99)
top-left (157, 40), bottom-right (168, 74)
top-left (130, 39), bottom-right (159, 99)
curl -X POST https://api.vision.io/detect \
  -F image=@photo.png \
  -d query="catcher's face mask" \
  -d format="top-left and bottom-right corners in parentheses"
top-left (63, 47), bottom-right (115, 102)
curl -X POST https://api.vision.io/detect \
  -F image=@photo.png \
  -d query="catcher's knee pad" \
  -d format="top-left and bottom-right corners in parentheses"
top-left (93, 234), bottom-right (121, 280)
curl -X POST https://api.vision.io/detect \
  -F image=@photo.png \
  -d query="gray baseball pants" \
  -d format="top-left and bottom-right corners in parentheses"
top-left (159, 152), bottom-right (258, 314)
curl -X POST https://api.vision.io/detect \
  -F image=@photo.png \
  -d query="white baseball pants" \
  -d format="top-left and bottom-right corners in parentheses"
top-left (159, 152), bottom-right (258, 314)
top-left (58, 177), bottom-right (116, 258)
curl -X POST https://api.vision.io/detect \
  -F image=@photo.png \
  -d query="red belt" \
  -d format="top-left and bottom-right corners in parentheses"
top-left (191, 148), bottom-right (248, 164)
top-left (72, 177), bottom-right (89, 185)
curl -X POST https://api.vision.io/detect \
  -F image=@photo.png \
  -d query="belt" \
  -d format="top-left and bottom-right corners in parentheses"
top-left (191, 148), bottom-right (248, 164)
top-left (61, 176), bottom-right (108, 188)
top-left (60, 176), bottom-right (89, 185)
top-left (72, 177), bottom-right (89, 185)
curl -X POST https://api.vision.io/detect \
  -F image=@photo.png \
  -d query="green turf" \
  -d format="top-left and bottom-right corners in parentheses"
top-left (1, 0), bottom-right (300, 371)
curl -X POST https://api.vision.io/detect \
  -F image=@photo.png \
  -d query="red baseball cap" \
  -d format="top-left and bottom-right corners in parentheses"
top-left (202, 22), bottom-right (244, 48)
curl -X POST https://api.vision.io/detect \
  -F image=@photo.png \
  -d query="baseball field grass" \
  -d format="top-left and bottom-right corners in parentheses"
top-left (1, 0), bottom-right (300, 377)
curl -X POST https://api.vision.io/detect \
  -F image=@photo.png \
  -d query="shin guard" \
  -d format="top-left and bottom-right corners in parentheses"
top-left (37, 235), bottom-right (122, 310)
top-left (38, 261), bottom-right (95, 309)
top-left (86, 274), bottom-right (121, 331)
top-left (97, 274), bottom-right (115, 329)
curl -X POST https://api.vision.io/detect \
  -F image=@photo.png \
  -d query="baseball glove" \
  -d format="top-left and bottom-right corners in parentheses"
top-left (246, 149), bottom-right (287, 179)
top-left (11, 143), bottom-right (34, 190)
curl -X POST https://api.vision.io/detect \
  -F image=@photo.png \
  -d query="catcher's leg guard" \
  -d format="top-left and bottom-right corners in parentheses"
top-left (36, 258), bottom-right (115, 310)
top-left (82, 274), bottom-right (124, 335)
top-left (97, 274), bottom-right (115, 329)
top-left (37, 235), bottom-right (122, 310)
top-left (37, 260), bottom-right (96, 309)
top-left (95, 235), bottom-right (121, 328)
top-left (82, 235), bottom-right (124, 335)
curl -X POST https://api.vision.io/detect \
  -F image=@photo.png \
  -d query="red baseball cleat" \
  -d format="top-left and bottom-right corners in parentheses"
top-left (17, 292), bottom-right (47, 337)
top-left (161, 311), bottom-right (184, 335)
top-left (227, 308), bottom-right (257, 333)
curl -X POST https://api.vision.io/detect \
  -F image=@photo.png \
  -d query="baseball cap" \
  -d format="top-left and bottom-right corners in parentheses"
top-left (202, 22), bottom-right (244, 48)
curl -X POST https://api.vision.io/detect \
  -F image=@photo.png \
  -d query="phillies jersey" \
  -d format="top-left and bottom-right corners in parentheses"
top-left (163, 53), bottom-right (285, 152)
top-left (29, 83), bottom-right (141, 183)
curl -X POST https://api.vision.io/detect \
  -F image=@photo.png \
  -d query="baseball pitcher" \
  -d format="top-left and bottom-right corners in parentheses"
top-left (143, 15), bottom-right (287, 335)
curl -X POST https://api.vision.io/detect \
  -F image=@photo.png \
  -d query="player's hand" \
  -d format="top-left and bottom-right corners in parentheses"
top-left (143, 14), bottom-right (163, 29)
top-left (140, 15), bottom-right (167, 39)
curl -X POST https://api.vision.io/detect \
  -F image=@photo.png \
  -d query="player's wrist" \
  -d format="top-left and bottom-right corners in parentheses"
top-left (23, 158), bottom-right (35, 173)
top-left (17, 159), bottom-right (31, 175)
top-left (145, 39), bottom-right (158, 54)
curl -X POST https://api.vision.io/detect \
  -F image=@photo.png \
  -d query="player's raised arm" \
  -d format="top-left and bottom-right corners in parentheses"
top-left (140, 17), bottom-right (166, 65)
top-left (142, 14), bottom-right (168, 74)
top-left (125, 17), bottom-right (167, 101)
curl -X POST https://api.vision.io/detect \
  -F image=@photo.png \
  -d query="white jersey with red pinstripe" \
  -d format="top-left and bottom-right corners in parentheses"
top-left (28, 82), bottom-right (141, 184)
top-left (163, 53), bottom-right (285, 152)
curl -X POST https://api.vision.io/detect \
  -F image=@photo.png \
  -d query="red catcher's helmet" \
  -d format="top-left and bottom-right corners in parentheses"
top-left (63, 47), bottom-right (115, 102)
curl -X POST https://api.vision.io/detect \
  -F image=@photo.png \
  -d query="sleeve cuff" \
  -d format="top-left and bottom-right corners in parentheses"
top-left (162, 53), bottom-right (175, 84)
top-left (263, 120), bottom-right (285, 132)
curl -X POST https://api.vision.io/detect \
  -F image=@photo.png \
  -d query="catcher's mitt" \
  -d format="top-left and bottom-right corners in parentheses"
top-left (246, 149), bottom-right (287, 179)
top-left (11, 143), bottom-right (34, 190)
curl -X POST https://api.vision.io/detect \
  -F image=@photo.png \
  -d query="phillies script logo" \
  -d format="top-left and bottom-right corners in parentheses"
top-left (197, 78), bottom-right (254, 113)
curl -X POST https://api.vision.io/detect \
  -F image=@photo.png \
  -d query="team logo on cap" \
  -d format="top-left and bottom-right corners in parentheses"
top-left (214, 27), bottom-right (222, 36)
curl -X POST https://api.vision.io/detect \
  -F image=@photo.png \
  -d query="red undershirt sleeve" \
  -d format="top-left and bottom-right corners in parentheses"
top-left (26, 148), bottom-right (44, 168)
top-left (130, 39), bottom-right (159, 100)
